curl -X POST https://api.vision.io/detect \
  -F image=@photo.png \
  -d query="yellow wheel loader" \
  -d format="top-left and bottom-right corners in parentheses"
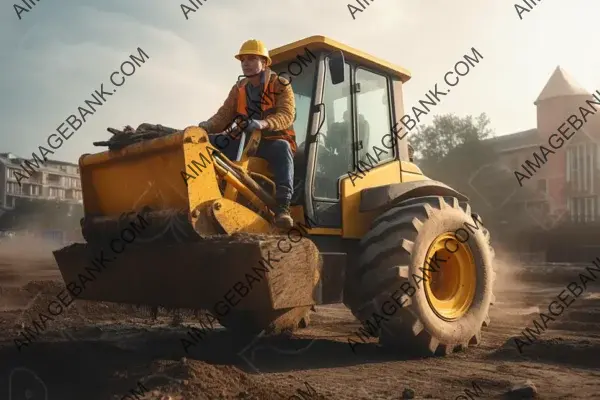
top-left (53, 36), bottom-right (495, 356)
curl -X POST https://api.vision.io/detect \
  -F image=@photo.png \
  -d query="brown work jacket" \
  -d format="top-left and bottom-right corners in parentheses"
top-left (204, 69), bottom-right (297, 152)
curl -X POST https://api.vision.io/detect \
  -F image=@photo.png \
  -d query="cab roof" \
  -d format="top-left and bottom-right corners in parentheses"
top-left (269, 35), bottom-right (411, 83)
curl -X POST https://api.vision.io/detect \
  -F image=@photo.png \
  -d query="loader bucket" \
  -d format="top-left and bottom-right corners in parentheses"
top-left (52, 234), bottom-right (321, 314)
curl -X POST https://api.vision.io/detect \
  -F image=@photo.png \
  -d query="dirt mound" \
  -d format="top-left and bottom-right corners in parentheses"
top-left (0, 280), bottom-right (211, 342)
top-left (0, 280), bottom-right (141, 337)
top-left (0, 278), bottom-right (299, 399)
top-left (491, 336), bottom-right (600, 370)
top-left (0, 335), bottom-right (299, 400)
top-left (138, 358), bottom-right (294, 400)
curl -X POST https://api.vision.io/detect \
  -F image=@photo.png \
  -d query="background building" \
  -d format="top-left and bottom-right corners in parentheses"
top-left (0, 153), bottom-right (83, 243)
top-left (0, 152), bottom-right (83, 209)
top-left (484, 66), bottom-right (600, 261)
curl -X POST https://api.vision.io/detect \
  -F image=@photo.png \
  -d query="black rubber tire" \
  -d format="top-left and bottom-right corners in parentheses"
top-left (472, 211), bottom-right (496, 315)
top-left (345, 196), bottom-right (495, 356)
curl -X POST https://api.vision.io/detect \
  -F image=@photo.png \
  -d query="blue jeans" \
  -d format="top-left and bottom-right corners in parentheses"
top-left (209, 134), bottom-right (294, 203)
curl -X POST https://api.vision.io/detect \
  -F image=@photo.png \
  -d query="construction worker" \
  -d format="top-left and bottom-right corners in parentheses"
top-left (198, 39), bottom-right (296, 229)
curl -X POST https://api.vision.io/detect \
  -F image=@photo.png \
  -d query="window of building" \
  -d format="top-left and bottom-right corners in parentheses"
top-left (6, 168), bottom-right (18, 179)
top-left (586, 197), bottom-right (596, 222)
top-left (567, 143), bottom-right (597, 193)
top-left (6, 182), bottom-right (21, 194)
top-left (47, 174), bottom-right (65, 187)
top-left (568, 196), bottom-right (598, 223)
top-left (29, 171), bottom-right (42, 182)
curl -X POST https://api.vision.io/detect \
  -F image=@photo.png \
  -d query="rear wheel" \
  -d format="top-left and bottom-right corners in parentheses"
top-left (345, 196), bottom-right (495, 356)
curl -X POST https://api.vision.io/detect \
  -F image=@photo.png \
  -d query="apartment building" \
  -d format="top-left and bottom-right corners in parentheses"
top-left (0, 152), bottom-right (83, 210)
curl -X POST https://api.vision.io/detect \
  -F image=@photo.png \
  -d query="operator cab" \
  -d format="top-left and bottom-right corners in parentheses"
top-left (268, 36), bottom-right (412, 228)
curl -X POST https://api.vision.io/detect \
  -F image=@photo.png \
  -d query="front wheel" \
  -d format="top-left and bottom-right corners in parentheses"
top-left (345, 196), bottom-right (495, 356)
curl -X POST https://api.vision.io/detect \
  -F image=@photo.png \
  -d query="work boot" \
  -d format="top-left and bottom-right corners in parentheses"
top-left (274, 201), bottom-right (294, 230)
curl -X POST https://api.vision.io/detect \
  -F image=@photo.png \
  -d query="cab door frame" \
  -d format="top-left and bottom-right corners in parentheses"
top-left (303, 52), bottom-right (358, 229)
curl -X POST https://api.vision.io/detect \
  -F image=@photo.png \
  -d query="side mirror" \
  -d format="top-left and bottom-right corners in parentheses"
top-left (328, 51), bottom-right (345, 85)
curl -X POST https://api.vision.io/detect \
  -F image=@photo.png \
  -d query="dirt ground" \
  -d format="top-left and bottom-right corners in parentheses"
top-left (0, 235), bottom-right (599, 400)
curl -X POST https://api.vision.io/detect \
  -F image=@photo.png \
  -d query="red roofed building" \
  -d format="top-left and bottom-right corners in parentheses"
top-left (483, 67), bottom-right (600, 261)
top-left (488, 67), bottom-right (600, 224)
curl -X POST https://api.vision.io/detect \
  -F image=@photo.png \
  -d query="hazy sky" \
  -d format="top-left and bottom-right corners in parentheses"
top-left (1, 0), bottom-right (598, 164)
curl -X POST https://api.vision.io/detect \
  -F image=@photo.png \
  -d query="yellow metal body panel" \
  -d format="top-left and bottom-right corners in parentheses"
top-left (247, 157), bottom-right (272, 178)
top-left (79, 131), bottom-right (193, 215)
top-left (340, 161), bottom-right (402, 239)
top-left (78, 125), bottom-right (429, 240)
top-left (306, 227), bottom-right (343, 235)
top-left (400, 170), bottom-right (430, 183)
top-left (223, 130), bottom-right (260, 200)
top-left (270, 35), bottom-right (411, 83)
top-left (78, 126), bottom-right (280, 238)
top-left (78, 126), bottom-right (259, 219)
top-left (182, 127), bottom-right (224, 214)
top-left (400, 161), bottom-right (429, 183)
top-left (400, 161), bottom-right (424, 175)
top-left (214, 161), bottom-right (266, 211)
top-left (336, 160), bottom-right (429, 239)
top-left (211, 198), bottom-right (276, 234)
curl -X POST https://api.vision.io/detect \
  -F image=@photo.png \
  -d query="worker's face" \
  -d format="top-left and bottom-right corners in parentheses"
top-left (240, 55), bottom-right (265, 77)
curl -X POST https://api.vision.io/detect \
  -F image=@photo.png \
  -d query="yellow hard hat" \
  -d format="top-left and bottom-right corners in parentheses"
top-left (235, 39), bottom-right (272, 66)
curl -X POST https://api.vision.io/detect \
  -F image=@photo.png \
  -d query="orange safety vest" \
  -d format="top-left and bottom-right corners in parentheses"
top-left (236, 72), bottom-right (297, 153)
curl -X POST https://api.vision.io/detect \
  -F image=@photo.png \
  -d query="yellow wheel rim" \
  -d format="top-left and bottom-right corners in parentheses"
top-left (424, 232), bottom-right (476, 320)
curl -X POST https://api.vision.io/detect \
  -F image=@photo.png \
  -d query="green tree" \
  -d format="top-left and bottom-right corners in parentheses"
top-left (408, 113), bottom-right (515, 230)
top-left (409, 113), bottom-right (494, 168)
top-left (408, 113), bottom-right (501, 200)
top-left (408, 112), bottom-right (548, 245)
top-left (408, 113), bottom-right (558, 254)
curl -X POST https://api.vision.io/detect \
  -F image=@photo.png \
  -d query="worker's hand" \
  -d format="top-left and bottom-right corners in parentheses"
top-left (243, 119), bottom-right (268, 133)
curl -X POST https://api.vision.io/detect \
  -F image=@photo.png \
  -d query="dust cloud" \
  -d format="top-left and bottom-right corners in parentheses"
top-left (0, 233), bottom-right (61, 288)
